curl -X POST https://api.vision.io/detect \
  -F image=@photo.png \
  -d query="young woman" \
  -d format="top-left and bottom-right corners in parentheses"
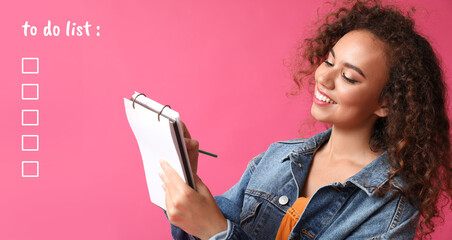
top-left (159, 0), bottom-right (452, 239)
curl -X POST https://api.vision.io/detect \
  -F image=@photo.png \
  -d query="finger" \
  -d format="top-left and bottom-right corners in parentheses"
top-left (161, 182), bottom-right (172, 204)
top-left (159, 169), bottom-right (173, 198)
top-left (184, 138), bottom-right (199, 150)
top-left (160, 160), bottom-right (189, 192)
top-left (181, 121), bottom-right (192, 139)
top-left (184, 138), bottom-right (191, 149)
top-left (159, 167), bottom-right (188, 216)
top-left (162, 183), bottom-right (175, 214)
top-left (182, 138), bottom-right (199, 175)
top-left (162, 183), bottom-right (184, 226)
top-left (159, 171), bottom-right (176, 212)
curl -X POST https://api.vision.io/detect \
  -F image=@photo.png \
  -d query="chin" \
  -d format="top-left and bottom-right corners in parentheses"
top-left (310, 107), bottom-right (331, 124)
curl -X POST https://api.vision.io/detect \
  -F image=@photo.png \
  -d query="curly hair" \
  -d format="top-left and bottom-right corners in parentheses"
top-left (292, 0), bottom-right (452, 239)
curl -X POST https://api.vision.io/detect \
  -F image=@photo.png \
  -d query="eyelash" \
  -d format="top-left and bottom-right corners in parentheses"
top-left (323, 60), bottom-right (358, 84)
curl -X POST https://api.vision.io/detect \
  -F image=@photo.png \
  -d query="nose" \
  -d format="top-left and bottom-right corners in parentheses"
top-left (316, 65), bottom-right (336, 89)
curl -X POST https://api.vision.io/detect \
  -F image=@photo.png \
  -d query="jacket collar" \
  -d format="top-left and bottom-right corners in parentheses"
top-left (288, 128), bottom-right (407, 197)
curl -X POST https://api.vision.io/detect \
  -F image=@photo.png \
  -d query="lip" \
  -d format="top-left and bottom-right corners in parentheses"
top-left (317, 88), bottom-right (335, 101)
top-left (314, 87), bottom-right (337, 105)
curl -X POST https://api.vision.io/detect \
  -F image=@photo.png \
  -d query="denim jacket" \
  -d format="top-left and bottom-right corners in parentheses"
top-left (170, 129), bottom-right (419, 240)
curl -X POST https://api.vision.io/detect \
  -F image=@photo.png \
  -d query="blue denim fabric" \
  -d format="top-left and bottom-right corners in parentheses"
top-left (171, 129), bottom-right (419, 240)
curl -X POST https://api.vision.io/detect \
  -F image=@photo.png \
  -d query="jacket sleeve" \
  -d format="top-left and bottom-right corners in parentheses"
top-left (170, 153), bottom-right (265, 240)
top-left (375, 215), bottom-right (419, 240)
top-left (367, 199), bottom-right (420, 240)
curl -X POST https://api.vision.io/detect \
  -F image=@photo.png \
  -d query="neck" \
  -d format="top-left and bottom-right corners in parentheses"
top-left (322, 124), bottom-right (381, 166)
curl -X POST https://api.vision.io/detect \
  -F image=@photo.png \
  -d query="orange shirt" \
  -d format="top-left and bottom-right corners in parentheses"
top-left (275, 197), bottom-right (310, 240)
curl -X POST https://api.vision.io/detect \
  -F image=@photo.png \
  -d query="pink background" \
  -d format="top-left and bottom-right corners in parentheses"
top-left (1, 0), bottom-right (451, 239)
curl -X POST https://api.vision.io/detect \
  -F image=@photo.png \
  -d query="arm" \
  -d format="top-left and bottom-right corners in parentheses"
top-left (206, 153), bottom-right (264, 240)
top-left (364, 196), bottom-right (419, 240)
top-left (160, 161), bottom-right (228, 240)
top-left (161, 154), bottom-right (264, 240)
top-left (371, 214), bottom-right (419, 240)
top-left (163, 155), bottom-right (262, 240)
top-left (214, 153), bottom-right (263, 224)
top-left (161, 122), bottom-right (263, 239)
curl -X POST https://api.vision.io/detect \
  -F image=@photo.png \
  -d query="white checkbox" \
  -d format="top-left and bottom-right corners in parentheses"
top-left (22, 135), bottom-right (39, 151)
top-left (22, 109), bottom-right (39, 126)
top-left (22, 84), bottom-right (39, 100)
top-left (22, 161), bottom-right (39, 177)
top-left (22, 58), bottom-right (39, 74)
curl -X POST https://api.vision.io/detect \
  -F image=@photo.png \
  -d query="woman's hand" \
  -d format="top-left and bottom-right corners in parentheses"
top-left (181, 121), bottom-right (199, 174)
top-left (159, 160), bottom-right (227, 240)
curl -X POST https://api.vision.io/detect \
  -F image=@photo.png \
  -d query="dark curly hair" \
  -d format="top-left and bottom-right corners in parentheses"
top-left (292, 0), bottom-right (452, 239)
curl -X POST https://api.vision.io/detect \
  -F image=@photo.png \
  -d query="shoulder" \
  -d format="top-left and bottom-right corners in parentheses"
top-left (246, 129), bottom-right (331, 177)
top-left (248, 138), bottom-right (308, 168)
top-left (266, 138), bottom-right (309, 155)
top-left (255, 128), bottom-right (332, 165)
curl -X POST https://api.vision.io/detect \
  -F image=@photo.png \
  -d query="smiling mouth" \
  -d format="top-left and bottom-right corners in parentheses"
top-left (315, 89), bottom-right (337, 104)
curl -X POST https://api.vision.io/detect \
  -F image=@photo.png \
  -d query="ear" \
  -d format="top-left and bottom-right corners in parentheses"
top-left (374, 104), bottom-right (388, 118)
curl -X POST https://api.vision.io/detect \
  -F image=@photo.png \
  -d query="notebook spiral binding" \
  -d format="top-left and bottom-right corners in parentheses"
top-left (158, 105), bottom-right (171, 121)
top-left (132, 93), bottom-right (146, 109)
top-left (132, 93), bottom-right (171, 122)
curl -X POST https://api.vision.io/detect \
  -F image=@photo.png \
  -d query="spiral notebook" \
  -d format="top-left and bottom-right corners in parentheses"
top-left (124, 92), bottom-right (195, 210)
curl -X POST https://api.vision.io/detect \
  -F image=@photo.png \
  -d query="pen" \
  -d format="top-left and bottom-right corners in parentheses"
top-left (198, 149), bottom-right (218, 158)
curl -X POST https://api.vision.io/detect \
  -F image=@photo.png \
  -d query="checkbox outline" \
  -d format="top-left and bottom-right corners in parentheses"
top-left (22, 84), bottom-right (39, 100)
top-left (21, 109), bottom-right (39, 126)
top-left (21, 135), bottom-right (39, 151)
top-left (21, 57), bottom-right (39, 74)
top-left (22, 161), bottom-right (39, 177)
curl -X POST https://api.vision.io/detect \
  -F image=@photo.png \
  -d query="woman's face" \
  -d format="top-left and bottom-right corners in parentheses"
top-left (311, 29), bottom-right (390, 129)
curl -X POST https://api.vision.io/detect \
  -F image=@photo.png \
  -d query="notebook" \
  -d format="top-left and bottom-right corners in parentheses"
top-left (124, 92), bottom-right (195, 210)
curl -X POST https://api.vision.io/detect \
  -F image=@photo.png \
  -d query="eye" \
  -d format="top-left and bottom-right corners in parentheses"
top-left (342, 72), bottom-right (358, 84)
top-left (323, 60), bottom-right (333, 67)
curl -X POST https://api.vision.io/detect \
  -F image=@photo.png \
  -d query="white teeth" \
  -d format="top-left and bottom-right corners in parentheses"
top-left (316, 90), bottom-right (336, 104)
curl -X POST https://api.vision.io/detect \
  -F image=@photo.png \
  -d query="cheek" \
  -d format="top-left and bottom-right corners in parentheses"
top-left (314, 65), bottom-right (325, 80)
top-left (337, 85), bottom-right (381, 110)
top-left (314, 67), bottom-right (320, 81)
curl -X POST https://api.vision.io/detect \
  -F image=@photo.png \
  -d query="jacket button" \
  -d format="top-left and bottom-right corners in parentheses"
top-left (279, 196), bottom-right (289, 205)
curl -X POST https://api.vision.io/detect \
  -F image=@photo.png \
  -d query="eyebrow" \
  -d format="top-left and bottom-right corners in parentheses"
top-left (330, 49), bottom-right (367, 79)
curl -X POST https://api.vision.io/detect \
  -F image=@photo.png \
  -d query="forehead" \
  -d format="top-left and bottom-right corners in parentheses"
top-left (333, 30), bottom-right (389, 75)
